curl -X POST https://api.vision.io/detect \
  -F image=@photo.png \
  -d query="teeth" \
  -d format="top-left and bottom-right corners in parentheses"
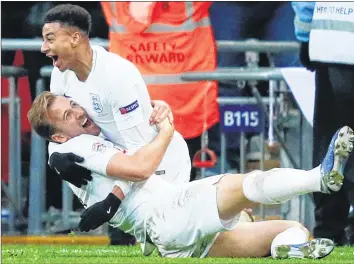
top-left (82, 117), bottom-right (88, 127)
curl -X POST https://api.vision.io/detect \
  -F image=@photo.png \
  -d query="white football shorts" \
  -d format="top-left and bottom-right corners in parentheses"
top-left (145, 174), bottom-right (239, 258)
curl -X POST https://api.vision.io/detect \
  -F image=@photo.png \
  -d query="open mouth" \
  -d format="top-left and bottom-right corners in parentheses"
top-left (47, 55), bottom-right (59, 67)
top-left (81, 117), bottom-right (92, 128)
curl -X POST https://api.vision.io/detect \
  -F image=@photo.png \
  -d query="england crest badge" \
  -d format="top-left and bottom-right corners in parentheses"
top-left (90, 93), bottom-right (103, 113)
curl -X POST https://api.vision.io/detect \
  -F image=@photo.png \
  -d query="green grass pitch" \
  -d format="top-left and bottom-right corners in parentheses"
top-left (2, 245), bottom-right (354, 264)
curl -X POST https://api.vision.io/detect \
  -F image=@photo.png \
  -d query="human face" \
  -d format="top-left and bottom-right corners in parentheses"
top-left (49, 96), bottom-right (100, 143)
top-left (41, 23), bottom-right (78, 72)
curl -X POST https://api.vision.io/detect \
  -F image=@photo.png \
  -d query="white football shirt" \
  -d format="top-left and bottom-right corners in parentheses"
top-left (49, 45), bottom-right (190, 185)
top-left (48, 134), bottom-right (132, 207)
top-left (48, 134), bottom-right (173, 252)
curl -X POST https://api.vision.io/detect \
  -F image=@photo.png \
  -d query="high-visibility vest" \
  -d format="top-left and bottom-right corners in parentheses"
top-left (101, 1), bottom-right (219, 139)
top-left (309, 2), bottom-right (354, 65)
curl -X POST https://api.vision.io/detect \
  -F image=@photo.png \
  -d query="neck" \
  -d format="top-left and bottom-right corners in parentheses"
top-left (72, 44), bottom-right (93, 82)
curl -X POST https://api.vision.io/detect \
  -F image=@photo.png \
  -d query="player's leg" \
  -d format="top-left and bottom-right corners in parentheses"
top-left (208, 220), bottom-right (306, 257)
top-left (234, 210), bottom-right (334, 259)
top-left (147, 124), bottom-right (352, 258)
top-left (215, 126), bottom-right (354, 221)
top-left (208, 220), bottom-right (334, 259)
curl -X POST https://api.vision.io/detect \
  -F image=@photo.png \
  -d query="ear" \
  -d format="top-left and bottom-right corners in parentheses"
top-left (51, 133), bottom-right (69, 144)
top-left (71, 31), bottom-right (81, 47)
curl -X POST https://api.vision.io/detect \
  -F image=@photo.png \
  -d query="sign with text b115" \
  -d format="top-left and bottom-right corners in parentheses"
top-left (220, 105), bottom-right (265, 133)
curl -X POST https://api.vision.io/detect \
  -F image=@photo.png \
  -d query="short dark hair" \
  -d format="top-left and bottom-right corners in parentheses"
top-left (44, 4), bottom-right (92, 36)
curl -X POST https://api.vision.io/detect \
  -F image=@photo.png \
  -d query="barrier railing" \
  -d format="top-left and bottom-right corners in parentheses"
top-left (28, 79), bottom-right (47, 234)
top-left (1, 38), bottom-right (300, 53)
top-left (1, 66), bottom-right (27, 234)
top-left (182, 68), bottom-right (299, 170)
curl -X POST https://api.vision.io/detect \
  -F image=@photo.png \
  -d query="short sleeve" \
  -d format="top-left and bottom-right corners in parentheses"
top-left (49, 134), bottom-right (120, 176)
top-left (106, 59), bottom-right (145, 131)
top-left (50, 67), bottom-right (65, 95)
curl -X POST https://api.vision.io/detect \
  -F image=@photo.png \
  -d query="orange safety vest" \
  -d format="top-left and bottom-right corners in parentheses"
top-left (101, 1), bottom-right (219, 139)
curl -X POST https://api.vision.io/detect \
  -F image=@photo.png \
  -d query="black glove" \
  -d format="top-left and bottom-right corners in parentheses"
top-left (79, 193), bottom-right (121, 232)
top-left (49, 152), bottom-right (92, 188)
top-left (299, 42), bottom-right (316, 72)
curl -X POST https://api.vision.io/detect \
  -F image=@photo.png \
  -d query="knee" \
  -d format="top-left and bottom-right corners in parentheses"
top-left (244, 170), bottom-right (262, 177)
top-left (286, 220), bottom-right (310, 237)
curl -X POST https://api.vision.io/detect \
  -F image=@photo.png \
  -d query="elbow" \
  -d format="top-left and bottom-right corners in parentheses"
top-left (135, 165), bottom-right (155, 181)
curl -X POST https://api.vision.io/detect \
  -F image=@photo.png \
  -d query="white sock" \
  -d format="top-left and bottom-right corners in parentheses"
top-left (271, 227), bottom-right (309, 258)
top-left (243, 166), bottom-right (321, 204)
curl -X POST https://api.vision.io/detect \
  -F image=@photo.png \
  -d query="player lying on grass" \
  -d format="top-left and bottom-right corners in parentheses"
top-left (28, 92), bottom-right (354, 259)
